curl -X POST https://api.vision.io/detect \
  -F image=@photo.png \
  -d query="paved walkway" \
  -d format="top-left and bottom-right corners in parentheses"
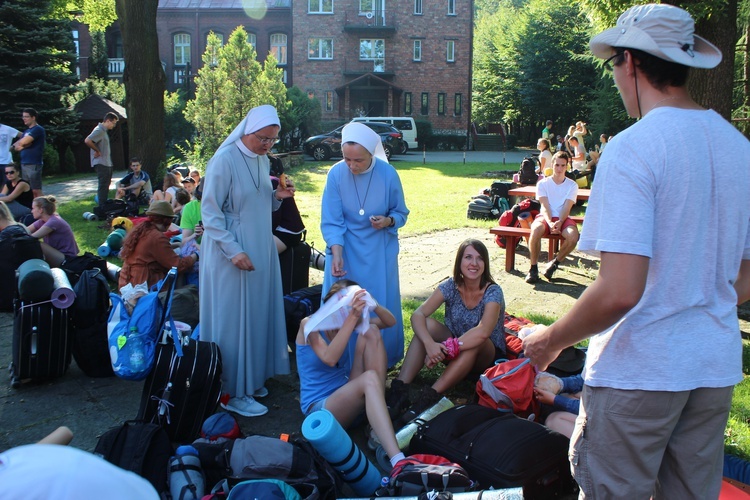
top-left (44, 170), bottom-right (127, 205)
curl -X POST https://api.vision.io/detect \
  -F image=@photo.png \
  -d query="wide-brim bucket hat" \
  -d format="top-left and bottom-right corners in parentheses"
top-left (589, 3), bottom-right (721, 69)
top-left (145, 200), bottom-right (175, 218)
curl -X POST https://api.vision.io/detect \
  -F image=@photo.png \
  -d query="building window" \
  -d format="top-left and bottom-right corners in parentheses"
top-left (206, 32), bottom-right (224, 65)
top-left (421, 92), bottom-right (428, 115)
top-left (247, 33), bottom-right (257, 50)
top-left (309, 0), bottom-right (333, 13)
top-left (437, 93), bottom-right (446, 115)
top-left (308, 38), bottom-right (333, 59)
top-left (448, 0), bottom-right (455, 15)
top-left (404, 92), bottom-right (412, 115)
top-left (174, 33), bottom-right (191, 66)
top-left (359, 0), bottom-right (373, 14)
top-left (414, 0), bottom-right (422, 14)
top-left (325, 91), bottom-right (334, 111)
top-left (270, 34), bottom-right (287, 64)
top-left (413, 40), bottom-right (422, 61)
top-left (446, 40), bottom-right (455, 62)
top-left (72, 30), bottom-right (80, 76)
top-left (454, 93), bottom-right (462, 115)
top-left (360, 39), bottom-right (385, 71)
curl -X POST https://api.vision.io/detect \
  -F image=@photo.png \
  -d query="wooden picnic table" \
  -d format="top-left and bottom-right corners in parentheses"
top-left (509, 186), bottom-right (591, 201)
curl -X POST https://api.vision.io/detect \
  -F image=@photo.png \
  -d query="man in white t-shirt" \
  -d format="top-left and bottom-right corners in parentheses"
top-left (567, 136), bottom-right (586, 170)
top-left (0, 119), bottom-right (21, 185)
top-left (522, 5), bottom-right (750, 498)
top-left (525, 151), bottom-right (579, 283)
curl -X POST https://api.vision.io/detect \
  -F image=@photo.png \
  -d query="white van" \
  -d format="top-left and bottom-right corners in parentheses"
top-left (351, 116), bottom-right (417, 153)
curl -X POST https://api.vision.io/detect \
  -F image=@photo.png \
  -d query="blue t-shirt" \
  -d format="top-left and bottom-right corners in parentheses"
top-left (19, 125), bottom-right (45, 165)
top-left (296, 331), bottom-right (352, 414)
top-left (119, 170), bottom-right (151, 188)
top-left (437, 278), bottom-right (506, 352)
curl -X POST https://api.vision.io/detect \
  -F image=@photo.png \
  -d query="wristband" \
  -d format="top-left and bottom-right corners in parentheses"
top-left (388, 216), bottom-right (395, 227)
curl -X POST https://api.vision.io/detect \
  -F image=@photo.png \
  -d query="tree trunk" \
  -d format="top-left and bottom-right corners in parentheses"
top-left (672, 0), bottom-right (738, 121)
top-left (115, 0), bottom-right (165, 178)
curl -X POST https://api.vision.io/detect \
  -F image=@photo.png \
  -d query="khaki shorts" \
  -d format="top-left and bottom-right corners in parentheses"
top-left (21, 164), bottom-right (42, 190)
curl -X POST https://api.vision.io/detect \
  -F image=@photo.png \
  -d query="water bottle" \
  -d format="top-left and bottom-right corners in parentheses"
top-left (128, 327), bottom-right (145, 372)
top-left (395, 397), bottom-right (455, 450)
top-left (82, 212), bottom-right (98, 221)
top-left (169, 445), bottom-right (205, 500)
top-left (374, 476), bottom-right (391, 497)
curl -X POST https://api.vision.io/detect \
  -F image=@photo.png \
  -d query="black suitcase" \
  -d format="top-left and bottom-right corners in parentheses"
top-left (137, 337), bottom-right (223, 442)
top-left (0, 232), bottom-right (43, 311)
top-left (410, 404), bottom-right (576, 498)
top-left (279, 240), bottom-right (311, 295)
top-left (11, 301), bottom-right (73, 387)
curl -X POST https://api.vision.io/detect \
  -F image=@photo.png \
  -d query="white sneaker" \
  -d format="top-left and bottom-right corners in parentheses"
top-left (252, 386), bottom-right (269, 398)
top-left (221, 396), bottom-right (268, 417)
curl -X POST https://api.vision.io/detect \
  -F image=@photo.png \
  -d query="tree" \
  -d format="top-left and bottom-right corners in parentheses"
top-left (0, 0), bottom-right (80, 168)
top-left (114, 0), bottom-right (165, 178)
top-left (89, 31), bottom-right (109, 79)
top-left (184, 26), bottom-right (290, 165)
top-left (279, 86), bottom-right (322, 149)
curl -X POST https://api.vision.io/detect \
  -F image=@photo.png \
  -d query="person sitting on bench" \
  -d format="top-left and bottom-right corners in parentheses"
top-left (525, 151), bottom-right (579, 283)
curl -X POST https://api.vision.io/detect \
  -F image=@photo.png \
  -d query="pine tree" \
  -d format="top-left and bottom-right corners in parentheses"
top-left (0, 0), bottom-right (80, 166)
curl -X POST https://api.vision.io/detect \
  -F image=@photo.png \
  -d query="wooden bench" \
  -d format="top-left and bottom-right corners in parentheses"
top-left (490, 215), bottom-right (585, 272)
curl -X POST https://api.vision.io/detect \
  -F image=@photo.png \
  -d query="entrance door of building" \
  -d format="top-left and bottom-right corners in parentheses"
top-left (363, 101), bottom-right (385, 116)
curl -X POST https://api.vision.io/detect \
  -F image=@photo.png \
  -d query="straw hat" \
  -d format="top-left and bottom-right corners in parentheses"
top-left (589, 4), bottom-right (721, 69)
top-left (145, 200), bottom-right (175, 218)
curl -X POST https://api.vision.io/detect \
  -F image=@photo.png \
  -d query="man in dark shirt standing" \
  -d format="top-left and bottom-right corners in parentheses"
top-left (13, 108), bottom-right (46, 197)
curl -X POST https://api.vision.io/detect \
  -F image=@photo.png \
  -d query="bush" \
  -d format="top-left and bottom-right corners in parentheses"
top-left (427, 133), bottom-right (467, 151)
top-left (43, 144), bottom-right (60, 174)
top-left (505, 134), bottom-right (517, 150)
top-left (415, 120), bottom-right (433, 150)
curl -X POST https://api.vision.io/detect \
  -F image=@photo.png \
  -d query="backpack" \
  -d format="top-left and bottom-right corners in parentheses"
top-left (94, 199), bottom-right (130, 221)
top-left (227, 479), bottom-right (302, 500)
top-left (62, 251), bottom-right (109, 287)
top-left (518, 157), bottom-right (539, 185)
top-left (71, 269), bottom-right (114, 377)
top-left (227, 434), bottom-right (340, 500)
top-left (386, 454), bottom-right (477, 496)
top-left (283, 285), bottom-right (322, 347)
top-left (107, 268), bottom-right (179, 380)
top-left (94, 420), bottom-right (173, 494)
top-left (502, 314), bottom-right (535, 360)
top-left (476, 358), bottom-right (540, 421)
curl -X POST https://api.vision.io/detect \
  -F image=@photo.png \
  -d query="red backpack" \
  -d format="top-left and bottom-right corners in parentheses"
top-left (476, 358), bottom-right (540, 421)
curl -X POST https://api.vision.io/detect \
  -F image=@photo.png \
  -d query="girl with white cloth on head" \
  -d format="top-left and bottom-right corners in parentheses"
top-left (321, 122), bottom-right (409, 368)
top-left (200, 105), bottom-right (294, 418)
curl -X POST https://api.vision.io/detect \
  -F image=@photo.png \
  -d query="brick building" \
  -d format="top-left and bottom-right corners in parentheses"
top-left (72, 0), bottom-right (472, 135)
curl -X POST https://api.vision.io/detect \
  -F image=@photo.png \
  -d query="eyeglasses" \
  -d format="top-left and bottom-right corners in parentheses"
top-left (253, 133), bottom-right (280, 145)
top-left (5, 170), bottom-right (15, 175)
top-left (603, 52), bottom-right (624, 72)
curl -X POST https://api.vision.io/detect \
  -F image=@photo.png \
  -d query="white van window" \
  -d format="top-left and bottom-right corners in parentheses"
top-left (392, 119), bottom-right (413, 130)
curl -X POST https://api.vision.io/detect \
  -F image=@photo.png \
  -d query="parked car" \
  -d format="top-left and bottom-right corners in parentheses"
top-left (302, 122), bottom-right (405, 161)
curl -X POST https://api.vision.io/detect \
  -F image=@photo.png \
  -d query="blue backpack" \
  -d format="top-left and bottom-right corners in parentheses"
top-left (227, 479), bottom-right (302, 500)
top-left (107, 268), bottom-right (182, 380)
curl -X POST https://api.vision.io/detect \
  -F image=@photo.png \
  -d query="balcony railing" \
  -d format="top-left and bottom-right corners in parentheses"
top-left (343, 8), bottom-right (396, 32)
top-left (342, 58), bottom-right (394, 77)
top-left (108, 58), bottom-right (125, 76)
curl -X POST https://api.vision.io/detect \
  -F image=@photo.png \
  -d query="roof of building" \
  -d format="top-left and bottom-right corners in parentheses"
top-left (72, 95), bottom-right (127, 121)
top-left (158, 0), bottom-right (291, 9)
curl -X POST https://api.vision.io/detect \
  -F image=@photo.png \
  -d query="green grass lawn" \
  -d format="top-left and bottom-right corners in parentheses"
top-left (57, 160), bottom-right (750, 462)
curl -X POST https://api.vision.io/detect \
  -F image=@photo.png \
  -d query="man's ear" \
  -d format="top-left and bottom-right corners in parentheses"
top-left (623, 50), bottom-right (637, 77)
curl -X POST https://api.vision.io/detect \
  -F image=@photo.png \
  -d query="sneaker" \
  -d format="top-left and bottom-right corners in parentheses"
top-left (543, 260), bottom-right (559, 280)
top-left (221, 396), bottom-right (268, 417)
top-left (525, 266), bottom-right (539, 284)
top-left (252, 386), bottom-right (269, 398)
top-left (394, 386), bottom-right (441, 429)
top-left (385, 379), bottom-right (410, 421)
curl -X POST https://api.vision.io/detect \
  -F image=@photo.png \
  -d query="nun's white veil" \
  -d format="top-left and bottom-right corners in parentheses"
top-left (341, 122), bottom-right (389, 163)
top-left (217, 104), bottom-right (281, 152)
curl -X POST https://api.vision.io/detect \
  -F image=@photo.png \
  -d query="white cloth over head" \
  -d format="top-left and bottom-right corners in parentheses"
top-left (218, 104), bottom-right (280, 151)
top-left (342, 122), bottom-right (389, 163)
top-left (302, 285), bottom-right (378, 342)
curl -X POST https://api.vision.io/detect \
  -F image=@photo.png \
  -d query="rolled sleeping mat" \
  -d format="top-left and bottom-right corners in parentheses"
top-left (106, 262), bottom-right (121, 283)
top-left (50, 268), bottom-right (76, 309)
top-left (17, 259), bottom-right (55, 302)
top-left (302, 409), bottom-right (381, 497)
top-left (99, 228), bottom-right (127, 257)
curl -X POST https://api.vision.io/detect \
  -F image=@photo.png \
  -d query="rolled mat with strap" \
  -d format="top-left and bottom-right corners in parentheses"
top-left (50, 267), bottom-right (76, 309)
top-left (17, 259), bottom-right (55, 302)
top-left (302, 409), bottom-right (381, 496)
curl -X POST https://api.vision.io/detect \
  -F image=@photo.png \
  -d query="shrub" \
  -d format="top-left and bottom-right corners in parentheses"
top-left (415, 120), bottom-right (433, 150)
